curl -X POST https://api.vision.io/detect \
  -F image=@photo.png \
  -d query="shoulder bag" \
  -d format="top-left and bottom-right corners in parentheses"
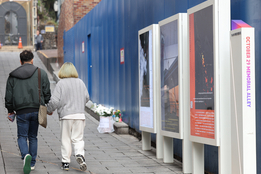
top-left (38, 68), bottom-right (47, 128)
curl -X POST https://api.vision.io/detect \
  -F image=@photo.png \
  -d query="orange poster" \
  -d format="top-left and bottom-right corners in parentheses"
top-left (189, 6), bottom-right (215, 139)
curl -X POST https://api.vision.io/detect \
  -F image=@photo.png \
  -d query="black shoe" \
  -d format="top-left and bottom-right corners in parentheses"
top-left (61, 162), bottom-right (69, 171)
top-left (76, 154), bottom-right (87, 171)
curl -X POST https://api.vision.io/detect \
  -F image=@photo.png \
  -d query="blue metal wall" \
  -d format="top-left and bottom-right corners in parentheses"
top-left (64, 29), bottom-right (75, 64)
top-left (64, 0), bottom-right (207, 134)
top-left (63, 0), bottom-right (261, 173)
top-left (63, 0), bottom-right (220, 173)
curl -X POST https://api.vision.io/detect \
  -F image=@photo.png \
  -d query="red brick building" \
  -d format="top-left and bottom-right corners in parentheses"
top-left (58, 0), bottom-right (101, 66)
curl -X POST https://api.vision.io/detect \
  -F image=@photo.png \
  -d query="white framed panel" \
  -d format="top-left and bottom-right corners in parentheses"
top-left (138, 24), bottom-right (159, 133)
top-left (231, 27), bottom-right (256, 174)
top-left (188, 0), bottom-right (220, 146)
top-left (158, 13), bottom-right (187, 139)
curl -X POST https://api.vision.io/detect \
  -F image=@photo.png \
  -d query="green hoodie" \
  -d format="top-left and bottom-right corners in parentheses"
top-left (5, 63), bottom-right (51, 114)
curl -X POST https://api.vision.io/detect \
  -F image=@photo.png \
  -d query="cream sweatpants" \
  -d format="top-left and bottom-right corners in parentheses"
top-left (60, 119), bottom-right (85, 163)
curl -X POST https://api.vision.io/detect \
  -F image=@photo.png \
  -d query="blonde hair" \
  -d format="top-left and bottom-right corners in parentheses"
top-left (58, 62), bottom-right (79, 79)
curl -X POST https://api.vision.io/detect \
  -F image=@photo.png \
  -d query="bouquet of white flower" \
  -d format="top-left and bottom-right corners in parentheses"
top-left (86, 101), bottom-right (115, 133)
top-left (94, 104), bottom-right (114, 117)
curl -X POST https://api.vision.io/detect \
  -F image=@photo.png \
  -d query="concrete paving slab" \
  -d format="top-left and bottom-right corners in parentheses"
top-left (0, 52), bottom-right (183, 174)
top-left (104, 166), bottom-right (132, 173)
top-left (146, 166), bottom-right (176, 172)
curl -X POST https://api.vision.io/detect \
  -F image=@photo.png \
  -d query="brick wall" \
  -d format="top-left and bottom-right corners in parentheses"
top-left (57, 0), bottom-right (101, 66)
top-left (57, 0), bottom-right (74, 66)
top-left (73, 0), bottom-right (100, 25)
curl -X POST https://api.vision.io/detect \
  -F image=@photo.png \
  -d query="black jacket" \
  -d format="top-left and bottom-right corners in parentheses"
top-left (5, 64), bottom-right (51, 114)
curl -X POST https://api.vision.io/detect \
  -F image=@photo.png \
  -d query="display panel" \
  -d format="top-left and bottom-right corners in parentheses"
top-left (139, 24), bottom-right (158, 133)
top-left (139, 30), bottom-right (153, 128)
top-left (158, 13), bottom-right (187, 139)
top-left (160, 19), bottom-right (179, 133)
top-left (188, 0), bottom-right (219, 145)
top-left (190, 5), bottom-right (214, 139)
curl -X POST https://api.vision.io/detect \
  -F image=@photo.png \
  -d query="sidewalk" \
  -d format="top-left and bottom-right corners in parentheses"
top-left (0, 52), bottom-right (183, 174)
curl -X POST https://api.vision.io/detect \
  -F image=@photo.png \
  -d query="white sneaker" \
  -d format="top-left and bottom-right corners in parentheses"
top-left (31, 165), bottom-right (35, 171)
top-left (76, 154), bottom-right (87, 171)
top-left (23, 154), bottom-right (32, 174)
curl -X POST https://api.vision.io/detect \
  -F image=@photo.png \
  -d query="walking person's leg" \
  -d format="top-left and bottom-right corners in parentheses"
top-left (71, 120), bottom-right (86, 171)
top-left (17, 113), bottom-right (32, 174)
top-left (60, 120), bottom-right (73, 170)
top-left (28, 112), bottom-right (39, 170)
top-left (36, 43), bottom-right (40, 51)
top-left (17, 114), bottom-right (30, 157)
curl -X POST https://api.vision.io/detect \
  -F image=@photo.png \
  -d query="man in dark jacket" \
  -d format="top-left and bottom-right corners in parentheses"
top-left (35, 30), bottom-right (43, 51)
top-left (5, 50), bottom-right (51, 174)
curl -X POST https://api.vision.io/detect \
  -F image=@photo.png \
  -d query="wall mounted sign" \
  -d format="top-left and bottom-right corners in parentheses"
top-left (120, 48), bottom-right (124, 64)
top-left (45, 25), bottom-right (55, 32)
top-left (82, 41), bottom-right (84, 53)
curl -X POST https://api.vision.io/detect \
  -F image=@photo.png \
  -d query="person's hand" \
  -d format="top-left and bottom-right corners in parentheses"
top-left (8, 112), bottom-right (14, 116)
top-left (47, 112), bottom-right (53, 115)
top-left (7, 112), bottom-right (15, 121)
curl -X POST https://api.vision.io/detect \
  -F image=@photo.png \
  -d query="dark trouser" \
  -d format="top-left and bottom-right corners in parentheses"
top-left (36, 43), bottom-right (42, 51)
top-left (17, 112), bottom-right (39, 167)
